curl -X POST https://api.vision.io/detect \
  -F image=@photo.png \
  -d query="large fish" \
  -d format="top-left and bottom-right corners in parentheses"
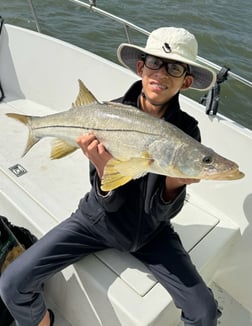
top-left (6, 80), bottom-right (244, 191)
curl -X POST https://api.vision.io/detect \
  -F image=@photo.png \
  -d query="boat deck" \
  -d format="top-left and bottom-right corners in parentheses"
top-left (1, 97), bottom-right (243, 325)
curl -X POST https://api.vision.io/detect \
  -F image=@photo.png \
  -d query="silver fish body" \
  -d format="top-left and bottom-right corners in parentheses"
top-left (6, 80), bottom-right (244, 190)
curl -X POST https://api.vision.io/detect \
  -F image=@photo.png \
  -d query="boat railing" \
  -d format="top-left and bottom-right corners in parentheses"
top-left (69, 0), bottom-right (252, 90)
top-left (70, 1), bottom-right (252, 116)
top-left (27, 0), bottom-right (251, 90)
top-left (23, 0), bottom-right (251, 117)
top-left (27, 0), bottom-right (41, 33)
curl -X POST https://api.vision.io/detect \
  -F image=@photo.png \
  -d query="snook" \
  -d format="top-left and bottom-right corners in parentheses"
top-left (6, 80), bottom-right (244, 191)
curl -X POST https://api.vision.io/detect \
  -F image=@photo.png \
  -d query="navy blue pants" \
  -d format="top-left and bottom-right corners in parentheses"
top-left (0, 207), bottom-right (219, 326)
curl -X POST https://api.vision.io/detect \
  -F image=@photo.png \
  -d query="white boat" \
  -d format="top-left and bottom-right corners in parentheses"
top-left (0, 1), bottom-right (252, 325)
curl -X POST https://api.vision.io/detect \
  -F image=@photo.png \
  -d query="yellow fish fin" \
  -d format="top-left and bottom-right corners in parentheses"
top-left (101, 157), bottom-right (154, 191)
top-left (51, 139), bottom-right (78, 159)
top-left (72, 79), bottom-right (99, 107)
top-left (101, 174), bottom-right (132, 192)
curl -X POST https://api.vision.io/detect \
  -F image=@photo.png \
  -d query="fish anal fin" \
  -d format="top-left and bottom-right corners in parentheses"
top-left (101, 157), bottom-right (153, 191)
top-left (51, 139), bottom-right (78, 159)
top-left (72, 79), bottom-right (99, 108)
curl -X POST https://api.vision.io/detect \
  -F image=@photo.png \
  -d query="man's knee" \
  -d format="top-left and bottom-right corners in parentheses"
top-left (0, 266), bottom-right (18, 305)
top-left (0, 255), bottom-right (29, 306)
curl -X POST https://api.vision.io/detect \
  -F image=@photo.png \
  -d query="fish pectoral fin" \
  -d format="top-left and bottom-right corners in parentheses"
top-left (101, 174), bottom-right (132, 192)
top-left (101, 157), bottom-right (153, 191)
top-left (50, 139), bottom-right (78, 159)
top-left (72, 79), bottom-right (99, 108)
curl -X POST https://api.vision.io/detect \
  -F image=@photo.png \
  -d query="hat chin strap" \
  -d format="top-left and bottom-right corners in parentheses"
top-left (141, 91), bottom-right (166, 107)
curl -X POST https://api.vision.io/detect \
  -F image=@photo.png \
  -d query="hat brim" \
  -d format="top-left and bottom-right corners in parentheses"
top-left (117, 43), bottom-right (216, 91)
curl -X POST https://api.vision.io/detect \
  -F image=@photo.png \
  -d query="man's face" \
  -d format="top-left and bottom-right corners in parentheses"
top-left (136, 56), bottom-right (192, 106)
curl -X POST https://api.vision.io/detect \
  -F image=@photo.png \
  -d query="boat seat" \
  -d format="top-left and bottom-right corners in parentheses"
top-left (62, 198), bottom-right (239, 326)
top-left (0, 98), bottom-right (240, 326)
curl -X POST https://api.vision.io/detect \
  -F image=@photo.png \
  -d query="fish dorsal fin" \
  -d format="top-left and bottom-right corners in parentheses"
top-left (101, 156), bottom-right (154, 191)
top-left (72, 79), bottom-right (99, 107)
top-left (51, 139), bottom-right (78, 159)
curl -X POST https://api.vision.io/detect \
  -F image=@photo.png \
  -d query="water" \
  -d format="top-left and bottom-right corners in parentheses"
top-left (1, 0), bottom-right (252, 128)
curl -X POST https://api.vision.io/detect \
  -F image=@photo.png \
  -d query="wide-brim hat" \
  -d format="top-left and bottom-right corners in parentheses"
top-left (117, 27), bottom-right (216, 91)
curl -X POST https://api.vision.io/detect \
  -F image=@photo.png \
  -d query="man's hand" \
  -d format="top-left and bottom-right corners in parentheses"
top-left (76, 134), bottom-right (112, 179)
top-left (163, 176), bottom-right (200, 202)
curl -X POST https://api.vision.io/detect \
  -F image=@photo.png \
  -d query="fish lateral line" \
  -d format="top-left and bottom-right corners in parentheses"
top-left (33, 124), bottom-right (159, 136)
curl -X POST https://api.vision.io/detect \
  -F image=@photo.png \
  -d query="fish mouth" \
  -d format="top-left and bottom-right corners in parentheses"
top-left (204, 168), bottom-right (245, 180)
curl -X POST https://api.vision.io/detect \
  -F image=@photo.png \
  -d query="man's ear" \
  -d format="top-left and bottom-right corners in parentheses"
top-left (136, 60), bottom-right (144, 77)
top-left (181, 75), bottom-right (193, 90)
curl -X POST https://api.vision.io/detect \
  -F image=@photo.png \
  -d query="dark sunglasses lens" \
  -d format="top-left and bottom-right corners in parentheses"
top-left (145, 56), bottom-right (163, 70)
top-left (166, 63), bottom-right (185, 77)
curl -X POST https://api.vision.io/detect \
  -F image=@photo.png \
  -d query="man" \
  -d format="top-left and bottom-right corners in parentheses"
top-left (0, 27), bottom-right (220, 326)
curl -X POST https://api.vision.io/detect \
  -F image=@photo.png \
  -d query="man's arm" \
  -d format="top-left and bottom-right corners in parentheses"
top-left (163, 176), bottom-right (200, 202)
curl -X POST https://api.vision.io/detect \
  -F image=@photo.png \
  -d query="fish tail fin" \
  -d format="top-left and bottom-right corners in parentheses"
top-left (6, 113), bottom-right (39, 157)
top-left (6, 112), bottom-right (30, 125)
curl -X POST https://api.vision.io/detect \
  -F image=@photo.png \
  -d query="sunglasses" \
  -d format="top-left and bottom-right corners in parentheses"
top-left (142, 54), bottom-right (190, 78)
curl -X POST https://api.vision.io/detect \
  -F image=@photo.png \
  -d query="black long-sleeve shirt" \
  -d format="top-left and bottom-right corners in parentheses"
top-left (81, 80), bottom-right (200, 252)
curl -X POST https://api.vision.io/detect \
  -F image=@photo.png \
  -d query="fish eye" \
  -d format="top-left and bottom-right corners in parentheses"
top-left (202, 156), bottom-right (213, 164)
